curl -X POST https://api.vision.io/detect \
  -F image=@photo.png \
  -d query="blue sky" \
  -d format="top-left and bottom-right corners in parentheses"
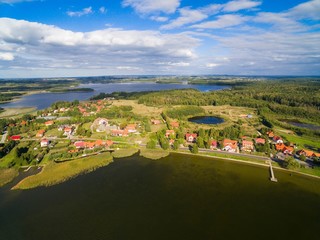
top-left (0, 0), bottom-right (319, 77)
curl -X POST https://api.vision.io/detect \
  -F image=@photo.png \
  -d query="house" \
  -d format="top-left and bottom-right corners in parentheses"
top-left (10, 135), bottom-right (21, 141)
top-left (125, 124), bottom-right (137, 133)
top-left (275, 143), bottom-right (286, 151)
top-left (106, 140), bottom-right (114, 147)
top-left (283, 146), bottom-right (294, 155)
top-left (209, 140), bottom-right (218, 149)
top-left (185, 133), bottom-right (197, 143)
top-left (169, 139), bottom-right (175, 145)
top-left (267, 131), bottom-right (274, 138)
top-left (170, 121), bottom-right (179, 128)
top-left (40, 139), bottom-right (49, 147)
top-left (85, 142), bottom-right (95, 149)
top-left (165, 130), bottom-right (175, 138)
top-left (20, 120), bottom-right (27, 125)
top-left (45, 120), bottom-right (54, 126)
top-left (222, 139), bottom-right (238, 152)
top-left (273, 136), bottom-right (283, 144)
top-left (241, 140), bottom-right (254, 152)
top-left (298, 149), bottom-right (315, 158)
top-left (63, 127), bottom-right (73, 136)
top-left (74, 141), bottom-right (86, 149)
top-left (111, 129), bottom-right (128, 137)
top-left (254, 138), bottom-right (266, 145)
top-left (151, 119), bottom-right (162, 125)
top-left (36, 129), bottom-right (45, 138)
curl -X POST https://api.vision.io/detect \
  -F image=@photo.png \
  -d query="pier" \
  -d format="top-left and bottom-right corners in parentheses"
top-left (269, 161), bottom-right (278, 182)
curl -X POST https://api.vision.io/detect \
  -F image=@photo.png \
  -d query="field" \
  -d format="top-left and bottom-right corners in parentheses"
top-left (0, 107), bottom-right (36, 118)
top-left (112, 148), bottom-right (138, 158)
top-left (13, 152), bottom-right (113, 189)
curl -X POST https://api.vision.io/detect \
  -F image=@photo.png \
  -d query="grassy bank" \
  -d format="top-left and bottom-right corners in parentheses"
top-left (13, 152), bottom-right (113, 189)
top-left (0, 107), bottom-right (36, 118)
top-left (140, 148), bottom-right (169, 160)
top-left (112, 148), bottom-right (139, 158)
top-left (0, 168), bottom-right (19, 187)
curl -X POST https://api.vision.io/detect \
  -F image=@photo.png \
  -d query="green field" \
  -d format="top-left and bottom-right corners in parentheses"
top-left (0, 168), bottom-right (18, 187)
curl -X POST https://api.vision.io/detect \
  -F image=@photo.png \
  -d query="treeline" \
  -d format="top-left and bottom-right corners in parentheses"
top-left (0, 92), bottom-right (24, 102)
top-left (165, 106), bottom-right (205, 119)
top-left (90, 91), bottom-right (154, 100)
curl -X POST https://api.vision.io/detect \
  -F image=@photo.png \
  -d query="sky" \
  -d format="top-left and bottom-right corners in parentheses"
top-left (0, 0), bottom-right (319, 78)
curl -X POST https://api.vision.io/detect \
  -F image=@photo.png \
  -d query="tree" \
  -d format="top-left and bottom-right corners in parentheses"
top-left (299, 154), bottom-right (306, 162)
top-left (146, 140), bottom-right (156, 149)
top-left (173, 140), bottom-right (180, 150)
top-left (191, 144), bottom-right (198, 154)
top-left (196, 136), bottom-right (205, 148)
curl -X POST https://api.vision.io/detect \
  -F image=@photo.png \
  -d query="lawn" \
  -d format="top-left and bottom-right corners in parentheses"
top-left (13, 152), bottom-right (113, 189)
top-left (112, 148), bottom-right (138, 158)
top-left (278, 132), bottom-right (320, 150)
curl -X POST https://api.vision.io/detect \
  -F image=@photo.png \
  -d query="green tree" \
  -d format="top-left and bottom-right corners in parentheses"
top-left (191, 144), bottom-right (198, 154)
top-left (146, 140), bottom-right (156, 149)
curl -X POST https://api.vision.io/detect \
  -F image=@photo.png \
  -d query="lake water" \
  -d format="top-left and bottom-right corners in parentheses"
top-left (0, 153), bottom-right (319, 240)
top-left (0, 83), bottom-right (228, 110)
top-left (188, 116), bottom-right (224, 125)
top-left (287, 121), bottom-right (320, 131)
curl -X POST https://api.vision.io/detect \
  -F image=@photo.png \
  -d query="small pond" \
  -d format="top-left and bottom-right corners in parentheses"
top-left (285, 121), bottom-right (320, 131)
top-left (188, 116), bottom-right (224, 125)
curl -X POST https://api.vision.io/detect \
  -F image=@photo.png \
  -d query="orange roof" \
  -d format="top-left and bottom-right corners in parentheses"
top-left (242, 140), bottom-right (253, 146)
top-left (223, 139), bottom-right (237, 146)
top-left (95, 139), bottom-right (103, 146)
top-left (38, 129), bottom-right (45, 133)
top-left (45, 120), bottom-right (54, 125)
top-left (284, 146), bottom-right (294, 153)
top-left (170, 121), bottom-right (179, 128)
top-left (85, 142), bottom-right (95, 148)
top-left (106, 140), bottom-right (113, 146)
top-left (300, 149), bottom-right (314, 157)
top-left (275, 143), bottom-right (286, 151)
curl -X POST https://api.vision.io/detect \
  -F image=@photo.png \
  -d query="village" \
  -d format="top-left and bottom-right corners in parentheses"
top-left (1, 97), bottom-right (319, 170)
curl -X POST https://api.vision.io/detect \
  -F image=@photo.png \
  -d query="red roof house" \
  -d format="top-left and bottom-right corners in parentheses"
top-left (170, 121), bottom-right (179, 128)
top-left (222, 139), bottom-right (238, 152)
top-left (10, 135), bottom-right (21, 141)
top-left (241, 140), bottom-right (254, 152)
top-left (74, 141), bottom-right (86, 149)
top-left (165, 130), bottom-right (175, 138)
top-left (185, 133), bottom-right (197, 143)
top-left (254, 138), bottom-right (266, 145)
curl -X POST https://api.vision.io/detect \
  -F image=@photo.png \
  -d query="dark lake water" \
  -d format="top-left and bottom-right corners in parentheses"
top-left (188, 116), bottom-right (224, 125)
top-left (1, 153), bottom-right (319, 240)
top-left (286, 121), bottom-right (320, 131)
top-left (0, 83), bottom-right (228, 110)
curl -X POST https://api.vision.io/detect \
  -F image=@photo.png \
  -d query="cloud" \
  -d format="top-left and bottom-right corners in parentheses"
top-left (161, 7), bottom-right (208, 30)
top-left (122, 0), bottom-right (180, 14)
top-left (206, 63), bottom-right (220, 68)
top-left (0, 52), bottom-right (14, 61)
top-left (287, 0), bottom-right (320, 20)
top-left (0, 18), bottom-right (199, 75)
top-left (150, 16), bottom-right (169, 22)
top-left (67, 7), bottom-right (93, 17)
top-left (99, 6), bottom-right (107, 14)
top-left (0, 0), bottom-right (34, 3)
top-left (191, 14), bottom-right (248, 29)
top-left (223, 0), bottom-right (261, 12)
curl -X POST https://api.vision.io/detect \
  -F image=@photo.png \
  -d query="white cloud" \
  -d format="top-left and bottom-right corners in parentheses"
top-left (206, 63), bottom-right (220, 68)
top-left (191, 14), bottom-right (248, 29)
top-left (0, 18), bottom-right (199, 75)
top-left (287, 0), bottom-right (320, 20)
top-left (0, 52), bottom-right (14, 61)
top-left (150, 16), bottom-right (169, 22)
top-left (99, 6), bottom-right (107, 14)
top-left (223, 0), bottom-right (261, 12)
top-left (161, 7), bottom-right (208, 30)
top-left (122, 0), bottom-right (180, 14)
top-left (0, 0), bottom-right (34, 3)
top-left (67, 7), bottom-right (93, 17)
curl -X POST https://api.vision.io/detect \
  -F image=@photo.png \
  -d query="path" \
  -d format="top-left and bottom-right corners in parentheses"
top-left (0, 131), bottom-right (8, 144)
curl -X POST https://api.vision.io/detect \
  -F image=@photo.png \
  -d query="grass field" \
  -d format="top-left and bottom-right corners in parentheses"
top-left (112, 100), bottom-right (163, 118)
top-left (13, 152), bottom-right (113, 189)
top-left (0, 107), bottom-right (36, 118)
top-left (140, 148), bottom-right (169, 160)
top-left (0, 146), bottom-right (18, 168)
top-left (0, 168), bottom-right (18, 187)
top-left (278, 131), bottom-right (320, 150)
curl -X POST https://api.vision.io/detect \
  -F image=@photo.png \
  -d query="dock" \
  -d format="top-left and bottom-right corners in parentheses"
top-left (269, 161), bottom-right (278, 182)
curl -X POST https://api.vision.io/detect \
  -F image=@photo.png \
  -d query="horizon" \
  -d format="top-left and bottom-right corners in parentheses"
top-left (0, 0), bottom-right (320, 78)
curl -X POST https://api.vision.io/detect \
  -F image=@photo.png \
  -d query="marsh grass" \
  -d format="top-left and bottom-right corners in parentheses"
top-left (0, 168), bottom-right (18, 187)
top-left (140, 148), bottom-right (169, 160)
top-left (13, 152), bottom-right (113, 189)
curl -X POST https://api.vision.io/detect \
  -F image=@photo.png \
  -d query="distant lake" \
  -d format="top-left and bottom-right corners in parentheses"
top-left (0, 82), bottom-right (228, 110)
top-left (286, 121), bottom-right (320, 131)
top-left (188, 116), bottom-right (224, 125)
top-left (0, 153), bottom-right (319, 240)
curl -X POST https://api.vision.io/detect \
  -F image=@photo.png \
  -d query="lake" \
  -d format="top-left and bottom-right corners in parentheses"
top-left (0, 153), bottom-right (319, 240)
top-left (188, 116), bottom-right (224, 125)
top-left (0, 83), bottom-right (228, 110)
top-left (286, 121), bottom-right (320, 131)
